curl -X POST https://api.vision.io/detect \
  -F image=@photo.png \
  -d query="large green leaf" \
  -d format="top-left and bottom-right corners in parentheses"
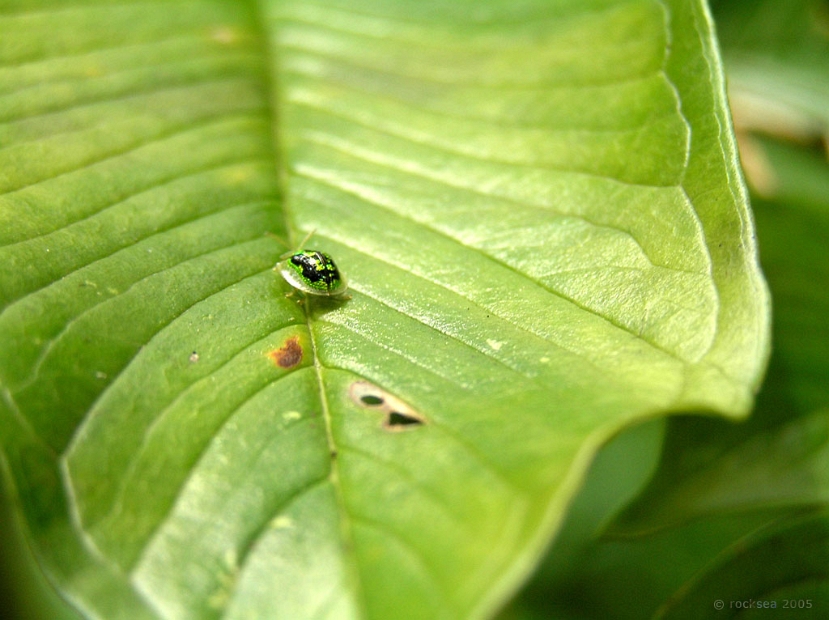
top-left (612, 137), bottom-right (829, 536)
top-left (498, 86), bottom-right (829, 620)
top-left (497, 4), bottom-right (829, 618)
top-left (0, 0), bottom-right (769, 618)
top-left (656, 510), bottom-right (829, 619)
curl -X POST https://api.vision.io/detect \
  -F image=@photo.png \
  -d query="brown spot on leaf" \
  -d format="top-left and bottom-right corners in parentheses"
top-left (269, 336), bottom-right (303, 368)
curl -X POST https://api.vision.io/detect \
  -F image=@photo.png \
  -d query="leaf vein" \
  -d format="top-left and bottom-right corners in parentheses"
top-left (299, 178), bottom-right (686, 365)
top-left (231, 475), bottom-right (330, 586)
top-left (338, 441), bottom-right (473, 531)
top-left (1, 111), bottom-right (265, 197)
top-left (91, 331), bottom-right (310, 551)
top-left (349, 514), bottom-right (454, 614)
top-left (279, 43), bottom-right (660, 90)
top-left (295, 102), bottom-right (671, 186)
top-left (11, 236), bottom-right (275, 393)
top-left (316, 315), bottom-right (477, 390)
top-left (2, 157), bottom-right (273, 254)
top-left (1, 74), bottom-right (263, 128)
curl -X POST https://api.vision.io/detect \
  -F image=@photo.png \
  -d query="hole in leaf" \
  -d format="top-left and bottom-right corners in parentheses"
top-left (349, 380), bottom-right (426, 432)
top-left (387, 412), bottom-right (423, 428)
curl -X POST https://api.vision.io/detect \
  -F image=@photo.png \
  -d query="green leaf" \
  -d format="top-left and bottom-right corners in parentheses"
top-left (0, 486), bottom-right (82, 620)
top-left (712, 0), bottom-right (829, 143)
top-left (751, 138), bottom-right (829, 415)
top-left (613, 411), bottom-right (829, 534)
top-left (610, 137), bottom-right (829, 539)
top-left (499, 508), bottom-right (801, 620)
top-left (0, 0), bottom-right (769, 618)
top-left (656, 511), bottom-right (829, 619)
top-left (500, 112), bottom-right (829, 620)
top-left (498, 3), bottom-right (829, 617)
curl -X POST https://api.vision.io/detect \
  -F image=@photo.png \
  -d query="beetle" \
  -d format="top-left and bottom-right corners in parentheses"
top-left (274, 230), bottom-right (349, 299)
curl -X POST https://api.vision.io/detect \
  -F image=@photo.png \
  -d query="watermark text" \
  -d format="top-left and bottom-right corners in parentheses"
top-left (714, 599), bottom-right (813, 611)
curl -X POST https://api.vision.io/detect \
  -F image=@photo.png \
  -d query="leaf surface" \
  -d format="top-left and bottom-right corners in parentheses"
top-left (499, 112), bottom-right (829, 620)
top-left (0, 0), bottom-right (769, 618)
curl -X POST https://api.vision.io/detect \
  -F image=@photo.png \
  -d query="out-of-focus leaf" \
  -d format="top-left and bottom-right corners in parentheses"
top-left (712, 0), bottom-right (829, 143)
top-left (0, 484), bottom-right (81, 620)
top-left (500, 509), bottom-right (798, 620)
top-left (751, 138), bottom-right (829, 415)
top-left (656, 511), bottom-right (829, 619)
top-left (614, 411), bottom-right (829, 533)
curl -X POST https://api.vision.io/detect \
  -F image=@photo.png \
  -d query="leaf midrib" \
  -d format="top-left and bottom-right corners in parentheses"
top-left (254, 0), bottom-right (368, 615)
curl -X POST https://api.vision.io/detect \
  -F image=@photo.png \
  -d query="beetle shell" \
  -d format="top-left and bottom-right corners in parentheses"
top-left (277, 250), bottom-right (348, 297)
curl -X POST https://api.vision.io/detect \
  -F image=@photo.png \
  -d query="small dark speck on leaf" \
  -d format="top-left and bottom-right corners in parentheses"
top-left (268, 336), bottom-right (303, 368)
top-left (360, 395), bottom-right (384, 406)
